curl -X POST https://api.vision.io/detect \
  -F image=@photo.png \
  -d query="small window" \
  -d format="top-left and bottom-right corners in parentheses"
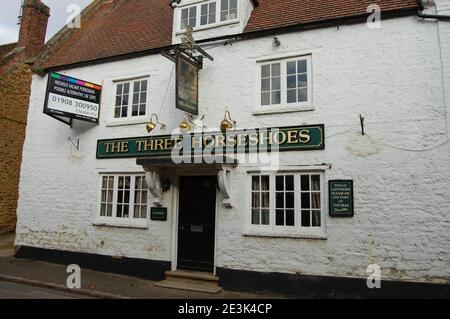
top-left (201, 2), bottom-right (216, 26)
top-left (248, 173), bottom-right (324, 235)
top-left (114, 78), bottom-right (148, 119)
top-left (258, 56), bottom-right (312, 109)
top-left (98, 174), bottom-right (148, 221)
top-left (181, 6), bottom-right (197, 29)
top-left (221, 0), bottom-right (238, 22)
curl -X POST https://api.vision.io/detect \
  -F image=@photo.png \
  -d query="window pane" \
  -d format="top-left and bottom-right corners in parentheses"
top-left (261, 192), bottom-right (269, 208)
top-left (181, 8), bottom-right (188, 20)
top-left (230, 0), bottom-right (237, 9)
top-left (311, 175), bottom-right (320, 190)
top-left (201, 4), bottom-right (208, 15)
top-left (271, 63), bottom-right (280, 76)
top-left (141, 205), bottom-right (147, 219)
top-left (301, 193), bottom-right (310, 209)
top-left (123, 83), bottom-right (130, 94)
top-left (312, 210), bottom-right (321, 227)
top-left (108, 177), bottom-right (114, 188)
top-left (251, 192), bottom-right (260, 208)
top-left (298, 74), bottom-right (308, 88)
top-left (102, 177), bottom-right (107, 188)
top-left (141, 191), bottom-right (147, 204)
top-left (210, 3), bottom-right (216, 23)
top-left (134, 205), bottom-right (140, 219)
top-left (133, 81), bottom-right (140, 93)
top-left (287, 75), bottom-right (296, 89)
top-left (261, 92), bottom-right (270, 105)
top-left (261, 78), bottom-right (270, 91)
top-left (261, 65), bottom-right (270, 78)
top-left (286, 192), bottom-right (294, 208)
top-left (276, 176), bottom-right (283, 191)
top-left (276, 192), bottom-right (284, 208)
top-left (312, 192), bottom-right (320, 209)
top-left (301, 175), bottom-right (310, 190)
top-left (287, 89), bottom-right (296, 103)
top-left (201, 15), bottom-right (208, 25)
top-left (298, 88), bottom-right (308, 102)
top-left (286, 175), bottom-right (294, 190)
top-left (276, 209), bottom-right (284, 226)
top-left (287, 61), bottom-right (296, 74)
top-left (301, 210), bottom-right (310, 227)
top-left (140, 92), bottom-right (146, 103)
top-left (252, 176), bottom-right (260, 190)
top-left (141, 80), bottom-right (147, 91)
top-left (252, 209), bottom-right (260, 225)
top-left (261, 209), bottom-right (270, 225)
top-left (107, 204), bottom-right (112, 217)
top-left (261, 176), bottom-right (269, 190)
top-left (271, 77), bottom-right (280, 90)
top-left (286, 210), bottom-right (295, 226)
top-left (101, 190), bottom-right (106, 202)
top-left (298, 60), bottom-right (307, 73)
top-left (271, 91), bottom-right (281, 104)
top-left (229, 9), bottom-right (237, 19)
top-left (100, 204), bottom-right (106, 216)
top-left (221, 0), bottom-right (227, 11)
top-left (133, 93), bottom-right (139, 105)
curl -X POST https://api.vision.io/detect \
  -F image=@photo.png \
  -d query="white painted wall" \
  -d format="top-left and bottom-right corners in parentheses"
top-left (16, 16), bottom-right (450, 283)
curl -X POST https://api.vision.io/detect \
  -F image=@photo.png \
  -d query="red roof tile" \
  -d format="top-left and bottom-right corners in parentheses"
top-left (244, 0), bottom-right (419, 32)
top-left (42, 0), bottom-right (419, 69)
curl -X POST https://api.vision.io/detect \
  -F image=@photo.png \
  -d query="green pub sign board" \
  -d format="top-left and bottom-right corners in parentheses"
top-left (329, 180), bottom-right (354, 217)
top-left (151, 207), bottom-right (168, 221)
top-left (96, 124), bottom-right (324, 159)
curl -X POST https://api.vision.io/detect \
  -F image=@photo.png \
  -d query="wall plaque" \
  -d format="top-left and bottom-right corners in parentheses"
top-left (329, 180), bottom-right (354, 217)
top-left (151, 207), bottom-right (168, 221)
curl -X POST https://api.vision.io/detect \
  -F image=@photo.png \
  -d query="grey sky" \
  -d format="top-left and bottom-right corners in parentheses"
top-left (0, 0), bottom-right (92, 45)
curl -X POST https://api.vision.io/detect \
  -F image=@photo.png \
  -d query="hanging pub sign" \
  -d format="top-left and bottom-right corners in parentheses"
top-left (96, 124), bottom-right (324, 159)
top-left (329, 180), bottom-right (354, 217)
top-left (43, 72), bottom-right (102, 125)
top-left (176, 54), bottom-right (199, 116)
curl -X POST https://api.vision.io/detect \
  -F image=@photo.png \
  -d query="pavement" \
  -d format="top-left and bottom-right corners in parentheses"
top-left (0, 257), bottom-right (288, 299)
top-left (0, 232), bottom-right (15, 257)
top-left (0, 280), bottom-right (94, 299)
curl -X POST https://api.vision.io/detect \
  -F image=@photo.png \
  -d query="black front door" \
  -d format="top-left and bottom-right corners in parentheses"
top-left (177, 176), bottom-right (217, 272)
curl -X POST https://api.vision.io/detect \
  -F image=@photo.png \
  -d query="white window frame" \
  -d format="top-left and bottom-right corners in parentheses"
top-left (244, 171), bottom-right (326, 239)
top-left (110, 76), bottom-right (150, 123)
top-left (178, 0), bottom-right (239, 32)
top-left (94, 173), bottom-right (149, 229)
top-left (255, 55), bottom-right (313, 115)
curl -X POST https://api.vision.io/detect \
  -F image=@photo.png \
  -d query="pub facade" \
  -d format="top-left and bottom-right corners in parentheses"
top-left (15, 0), bottom-right (450, 295)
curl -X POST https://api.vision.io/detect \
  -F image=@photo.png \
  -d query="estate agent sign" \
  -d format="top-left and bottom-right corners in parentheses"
top-left (44, 72), bottom-right (102, 124)
top-left (329, 180), bottom-right (354, 217)
top-left (97, 124), bottom-right (324, 159)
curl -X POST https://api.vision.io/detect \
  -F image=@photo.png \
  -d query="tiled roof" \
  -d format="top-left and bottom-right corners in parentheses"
top-left (42, 0), bottom-right (419, 69)
top-left (244, 0), bottom-right (419, 32)
top-left (0, 43), bottom-right (18, 60)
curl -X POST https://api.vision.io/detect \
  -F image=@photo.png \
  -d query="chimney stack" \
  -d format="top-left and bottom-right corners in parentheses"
top-left (18, 0), bottom-right (50, 58)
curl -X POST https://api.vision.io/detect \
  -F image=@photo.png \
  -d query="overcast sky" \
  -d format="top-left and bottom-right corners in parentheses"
top-left (0, 0), bottom-right (92, 45)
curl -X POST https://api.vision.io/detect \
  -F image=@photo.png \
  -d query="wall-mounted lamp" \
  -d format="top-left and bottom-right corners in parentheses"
top-left (146, 114), bottom-right (166, 134)
top-left (220, 111), bottom-right (236, 133)
top-left (171, 0), bottom-right (181, 8)
top-left (179, 116), bottom-right (193, 133)
top-left (273, 36), bottom-right (281, 48)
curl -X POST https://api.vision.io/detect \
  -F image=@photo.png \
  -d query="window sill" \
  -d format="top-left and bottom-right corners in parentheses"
top-left (106, 118), bottom-right (148, 127)
top-left (176, 19), bottom-right (239, 35)
top-left (243, 228), bottom-right (327, 240)
top-left (252, 105), bottom-right (315, 116)
top-left (93, 219), bottom-right (148, 229)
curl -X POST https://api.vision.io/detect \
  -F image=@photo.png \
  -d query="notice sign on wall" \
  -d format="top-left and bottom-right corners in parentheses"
top-left (329, 180), bottom-right (354, 217)
top-left (44, 72), bottom-right (102, 124)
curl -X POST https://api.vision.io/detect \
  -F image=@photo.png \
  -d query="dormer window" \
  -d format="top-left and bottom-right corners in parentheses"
top-left (179, 0), bottom-right (238, 31)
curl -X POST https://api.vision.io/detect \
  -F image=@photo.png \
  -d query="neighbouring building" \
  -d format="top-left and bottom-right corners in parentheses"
top-left (15, 0), bottom-right (450, 297)
top-left (0, 0), bottom-right (50, 234)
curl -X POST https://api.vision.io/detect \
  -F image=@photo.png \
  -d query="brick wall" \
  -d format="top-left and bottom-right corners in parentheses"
top-left (0, 63), bottom-right (32, 233)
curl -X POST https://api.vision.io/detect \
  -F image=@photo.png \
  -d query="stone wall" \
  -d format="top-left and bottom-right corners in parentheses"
top-left (0, 63), bottom-right (32, 233)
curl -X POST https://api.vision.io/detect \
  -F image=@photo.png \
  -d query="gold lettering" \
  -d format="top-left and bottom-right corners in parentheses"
top-left (226, 134), bottom-right (237, 147)
top-left (287, 130), bottom-right (299, 144)
top-left (273, 131), bottom-right (287, 145)
top-left (104, 142), bottom-right (112, 153)
top-left (248, 132), bottom-right (259, 146)
top-left (154, 139), bottom-right (164, 150)
top-left (215, 135), bottom-right (226, 148)
top-left (299, 129), bottom-right (311, 143)
top-left (237, 134), bottom-right (247, 146)
top-left (192, 135), bottom-right (203, 149)
top-left (111, 142), bottom-right (121, 153)
top-left (259, 132), bottom-right (273, 145)
top-left (121, 142), bottom-right (128, 153)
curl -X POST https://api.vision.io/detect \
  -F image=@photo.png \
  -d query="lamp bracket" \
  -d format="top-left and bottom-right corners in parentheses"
top-left (217, 164), bottom-right (234, 208)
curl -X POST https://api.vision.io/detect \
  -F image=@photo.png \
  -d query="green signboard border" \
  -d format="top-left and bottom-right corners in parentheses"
top-left (329, 180), bottom-right (354, 217)
top-left (96, 124), bottom-right (325, 159)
